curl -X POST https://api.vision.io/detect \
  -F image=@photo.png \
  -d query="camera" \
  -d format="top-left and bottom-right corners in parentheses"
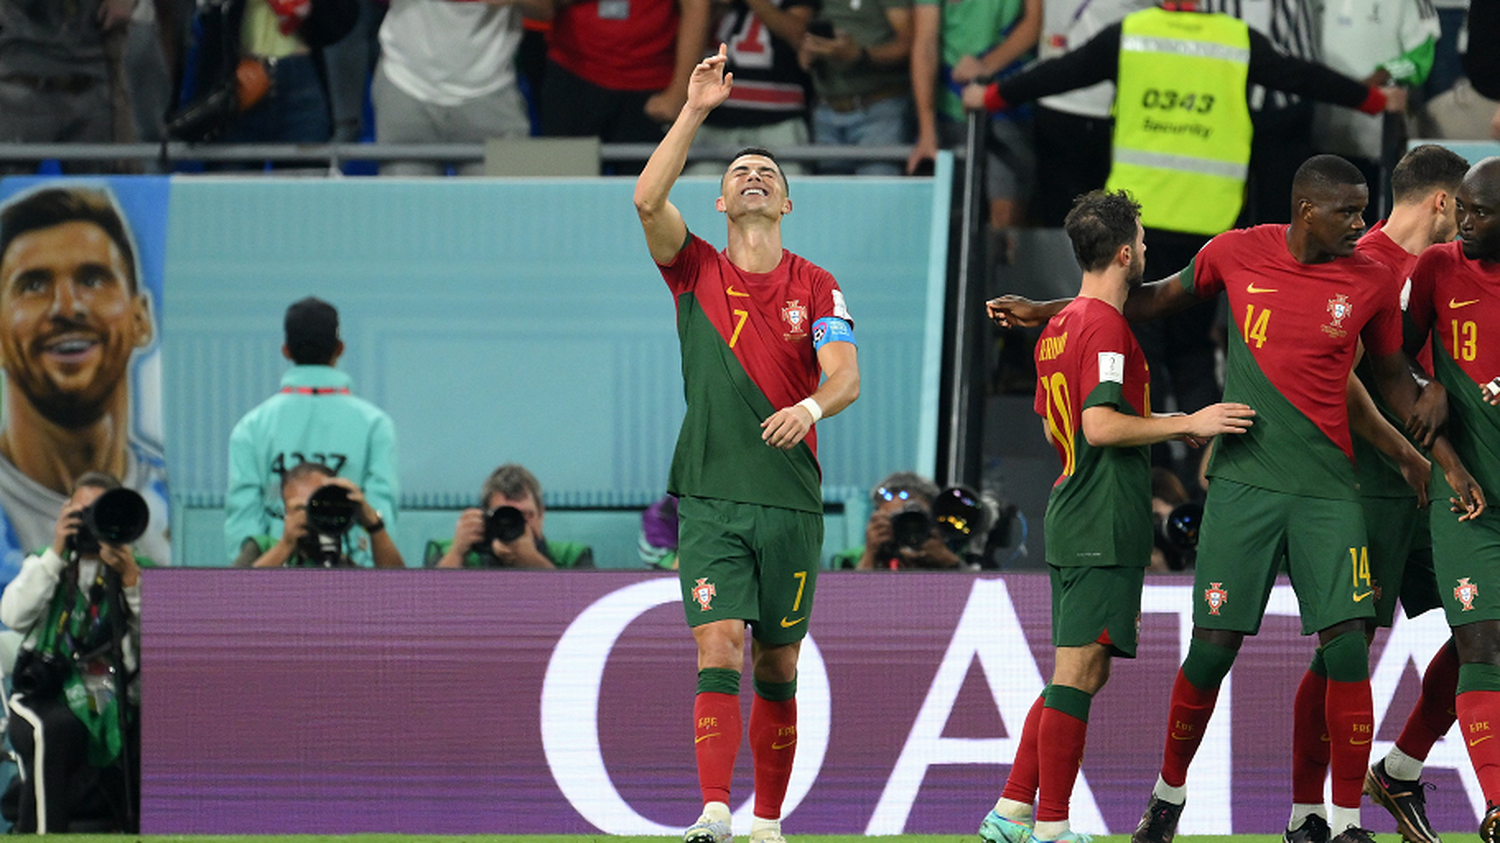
top-left (68, 488), bottom-right (149, 556)
top-left (485, 505), bottom-right (528, 545)
top-left (1154, 501), bottom-right (1203, 570)
top-left (889, 502), bottom-right (931, 551)
top-left (293, 484), bottom-right (358, 567)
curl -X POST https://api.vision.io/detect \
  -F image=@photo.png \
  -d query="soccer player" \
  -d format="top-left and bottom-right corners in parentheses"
top-left (979, 189), bottom-right (1255, 843)
top-left (1403, 156), bottom-right (1500, 843)
top-left (989, 155), bottom-right (1483, 843)
top-left (1289, 144), bottom-right (1470, 843)
top-left (634, 44), bottom-right (861, 843)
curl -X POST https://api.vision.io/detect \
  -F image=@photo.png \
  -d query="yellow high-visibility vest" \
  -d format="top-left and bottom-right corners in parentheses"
top-left (1105, 8), bottom-right (1253, 235)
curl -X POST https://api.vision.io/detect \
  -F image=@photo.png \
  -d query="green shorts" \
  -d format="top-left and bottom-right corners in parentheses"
top-left (676, 496), bottom-right (824, 646)
top-left (1359, 495), bottom-right (1423, 626)
top-left (1430, 471), bottom-right (1500, 626)
top-left (1194, 479), bottom-right (1374, 635)
top-left (1049, 564), bottom-right (1144, 657)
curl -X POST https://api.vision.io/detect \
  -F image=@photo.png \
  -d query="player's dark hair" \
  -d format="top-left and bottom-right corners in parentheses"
top-left (0, 187), bottom-right (139, 292)
top-left (281, 461), bottom-right (337, 493)
top-left (727, 147), bottom-right (789, 196)
top-left (1063, 190), bottom-right (1142, 272)
top-left (1391, 145), bottom-right (1469, 204)
top-left (482, 463), bottom-right (544, 511)
top-left (1292, 155), bottom-right (1367, 207)
top-left (72, 471), bottom-right (123, 495)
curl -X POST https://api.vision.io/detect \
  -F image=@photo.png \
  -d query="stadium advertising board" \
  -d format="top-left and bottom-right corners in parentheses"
top-left (143, 571), bottom-right (1474, 835)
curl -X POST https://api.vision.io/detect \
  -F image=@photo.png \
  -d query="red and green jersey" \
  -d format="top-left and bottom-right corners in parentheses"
top-left (1353, 222), bottom-right (1424, 499)
top-left (1034, 296), bottom-right (1153, 568)
top-left (1406, 242), bottom-right (1500, 495)
top-left (658, 233), bottom-right (854, 514)
top-left (1185, 224), bottom-right (1403, 500)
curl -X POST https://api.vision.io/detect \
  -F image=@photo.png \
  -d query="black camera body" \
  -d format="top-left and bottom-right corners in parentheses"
top-left (469, 505), bottom-right (527, 554)
top-left (68, 488), bottom-right (149, 556)
top-left (294, 484), bottom-right (358, 567)
top-left (11, 649), bottom-right (69, 699)
top-left (889, 502), bottom-right (932, 551)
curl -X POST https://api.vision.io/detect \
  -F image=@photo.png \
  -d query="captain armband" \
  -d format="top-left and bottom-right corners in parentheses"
top-left (811, 317), bottom-right (856, 351)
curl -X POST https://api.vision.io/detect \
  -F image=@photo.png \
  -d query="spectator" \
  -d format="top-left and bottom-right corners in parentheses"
top-left (908, 0), bottom-right (1041, 229)
top-left (832, 472), bottom-right (965, 570)
top-left (0, 186), bottom-right (170, 570)
top-left (799, 0), bottom-right (914, 175)
top-left (373, 0), bottom-right (546, 175)
top-left (322, 0), bottom-right (384, 142)
top-left (427, 463), bottom-right (593, 569)
top-left (1464, 0), bottom-right (1500, 99)
top-left (538, 0), bottom-right (711, 173)
top-left (1312, 0), bottom-right (1440, 219)
top-left (171, 0), bottom-right (358, 151)
top-left (685, 0), bottom-right (816, 175)
top-left (224, 297), bottom-right (399, 566)
top-left (0, 0), bottom-right (129, 174)
top-left (234, 462), bottom-right (403, 567)
top-left (1, 472), bottom-right (148, 833)
top-left (638, 492), bottom-right (680, 569)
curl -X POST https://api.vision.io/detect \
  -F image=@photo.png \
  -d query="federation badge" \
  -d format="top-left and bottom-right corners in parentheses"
top-left (782, 299), bottom-right (808, 339)
top-left (1456, 577), bottom-right (1480, 611)
top-left (1322, 294), bottom-right (1353, 338)
top-left (1204, 582), bottom-right (1228, 615)
top-left (693, 577), bottom-right (717, 611)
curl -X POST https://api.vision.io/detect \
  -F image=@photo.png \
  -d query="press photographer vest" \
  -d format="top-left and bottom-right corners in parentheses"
top-left (1106, 8), bottom-right (1252, 236)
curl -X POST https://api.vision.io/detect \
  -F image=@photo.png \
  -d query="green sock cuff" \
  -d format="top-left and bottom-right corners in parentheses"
top-left (1307, 649), bottom-right (1327, 678)
top-left (1320, 631), bottom-right (1369, 683)
top-left (1458, 663), bottom-right (1500, 695)
top-left (753, 676), bottom-right (797, 702)
top-left (1181, 637), bottom-right (1237, 691)
top-left (1042, 683), bottom-right (1094, 721)
top-left (697, 668), bottom-right (742, 695)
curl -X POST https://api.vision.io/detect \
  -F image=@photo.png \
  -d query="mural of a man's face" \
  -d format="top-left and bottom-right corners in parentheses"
top-left (0, 220), bottom-right (152, 428)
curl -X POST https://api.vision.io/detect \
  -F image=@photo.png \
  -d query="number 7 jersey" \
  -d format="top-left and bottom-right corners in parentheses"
top-left (1034, 296), bottom-right (1153, 568)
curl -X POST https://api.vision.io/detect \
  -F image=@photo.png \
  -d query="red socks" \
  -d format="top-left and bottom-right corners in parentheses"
top-left (1160, 669), bottom-right (1219, 788)
top-left (1001, 695), bottom-right (1045, 805)
top-left (1291, 667), bottom-right (1331, 804)
top-left (1459, 690), bottom-right (1500, 803)
top-left (750, 695), bottom-right (797, 820)
top-left (1397, 642), bottom-right (1459, 761)
top-left (1326, 678), bottom-right (1375, 809)
top-left (1036, 706), bottom-right (1089, 822)
top-left (695, 692), bottom-right (742, 805)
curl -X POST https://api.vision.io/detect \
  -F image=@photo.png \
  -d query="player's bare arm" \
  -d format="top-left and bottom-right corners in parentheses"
top-left (761, 340), bottom-right (859, 449)
top-left (1431, 437), bottom-right (1487, 520)
top-left (1346, 371), bottom-right (1431, 508)
top-left (634, 44), bottom-right (733, 265)
top-left (987, 271), bottom-right (1195, 329)
top-left (1407, 378), bottom-right (1449, 446)
top-left (1080, 402), bottom-right (1254, 449)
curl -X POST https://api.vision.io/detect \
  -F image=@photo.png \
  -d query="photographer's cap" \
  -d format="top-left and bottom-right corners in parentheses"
top-left (284, 297), bottom-right (340, 364)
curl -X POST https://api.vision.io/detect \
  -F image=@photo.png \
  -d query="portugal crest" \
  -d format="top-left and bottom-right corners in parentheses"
top-left (782, 299), bottom-right (808, 339)
top-left (1456, 577), bottom-right (1480, 611)
top-left (1204, 582), bottom-right (1228, 615)
top-left (693, 577), bottom-right (717, 611)
top-left (1321, 293), bottom-right (1354, 338)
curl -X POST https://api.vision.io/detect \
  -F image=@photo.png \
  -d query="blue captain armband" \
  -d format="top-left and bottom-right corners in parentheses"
top-left (811, 317), bottom-right (856, 350)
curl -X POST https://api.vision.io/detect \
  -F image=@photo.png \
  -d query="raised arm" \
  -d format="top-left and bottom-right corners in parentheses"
top-left (635, 44), bottom-right (734, 265)
top-left (986, 270), bottom-right (1200, 329)
top-left (1081, 401), bottom-right (1254, 449)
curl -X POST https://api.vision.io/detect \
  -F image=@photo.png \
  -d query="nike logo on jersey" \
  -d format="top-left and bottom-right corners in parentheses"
top-left (726, 285), bottom-right (750, 297)
top-left (780, 616), bottom-right (806, 628)
top-left (1352, 590), bottom-right (1373, 602)
top-left (1451, 298), bottom-right (1481, 308)
top-left (1245, 283), bottom-right (1278, 293)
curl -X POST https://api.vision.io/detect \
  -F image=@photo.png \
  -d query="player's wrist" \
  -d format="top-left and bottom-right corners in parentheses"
top-left (796, 397), bottom-right (823, 423)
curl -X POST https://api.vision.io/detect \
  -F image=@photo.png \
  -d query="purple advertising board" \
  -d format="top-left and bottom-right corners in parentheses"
top-left (142, 570), bottom-right (1475, 835)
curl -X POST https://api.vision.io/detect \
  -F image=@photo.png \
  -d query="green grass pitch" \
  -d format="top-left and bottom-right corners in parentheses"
top-left (17, 828), bottom-right (1296, 834)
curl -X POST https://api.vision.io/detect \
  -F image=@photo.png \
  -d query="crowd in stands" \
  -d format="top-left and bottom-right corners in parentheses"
top-left (0, 0), bottom-right (1494, 181)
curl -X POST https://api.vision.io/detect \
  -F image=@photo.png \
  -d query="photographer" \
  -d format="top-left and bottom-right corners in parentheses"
top-left (234, 462), bottom-right (404, 568)
top-left (0, 472), bottom-right (149, 833)
top-left (836, 472), bottom-right (964, 570)
top-left (428, 464), bottom-right (593, 569)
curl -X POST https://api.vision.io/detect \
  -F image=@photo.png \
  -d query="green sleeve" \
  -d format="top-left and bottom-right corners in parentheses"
top-left (831, 546), bottom-right (865, 569)
top-left (1379, 37), bottom-right (1436, 86)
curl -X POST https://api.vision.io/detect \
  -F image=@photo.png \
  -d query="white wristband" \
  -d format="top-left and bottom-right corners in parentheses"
top-left (796, 397), bottom-right (823, 423)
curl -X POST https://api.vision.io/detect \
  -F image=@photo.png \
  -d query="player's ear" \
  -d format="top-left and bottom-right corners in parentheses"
top-left (783, 197), bottom-right (792, 215)
top-left (1117, 243), bottom-right (1132, 266)
top-left (1434, 190), bottom-right (1450, 213)
top-left (131, 294), bottom-right (153, 348)
top-left (716, 195), bottom-right (727, 213)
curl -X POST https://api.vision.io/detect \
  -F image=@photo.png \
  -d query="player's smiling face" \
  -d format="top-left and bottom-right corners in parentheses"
top-left (717, 155), bottom-right (791, 219)
top-left (0, 220), bottom-right (151, 428)
top-left (1456, 176), bottom-right (1500, 262)
top-left (1305, 184), bottom-right (1369, 258)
